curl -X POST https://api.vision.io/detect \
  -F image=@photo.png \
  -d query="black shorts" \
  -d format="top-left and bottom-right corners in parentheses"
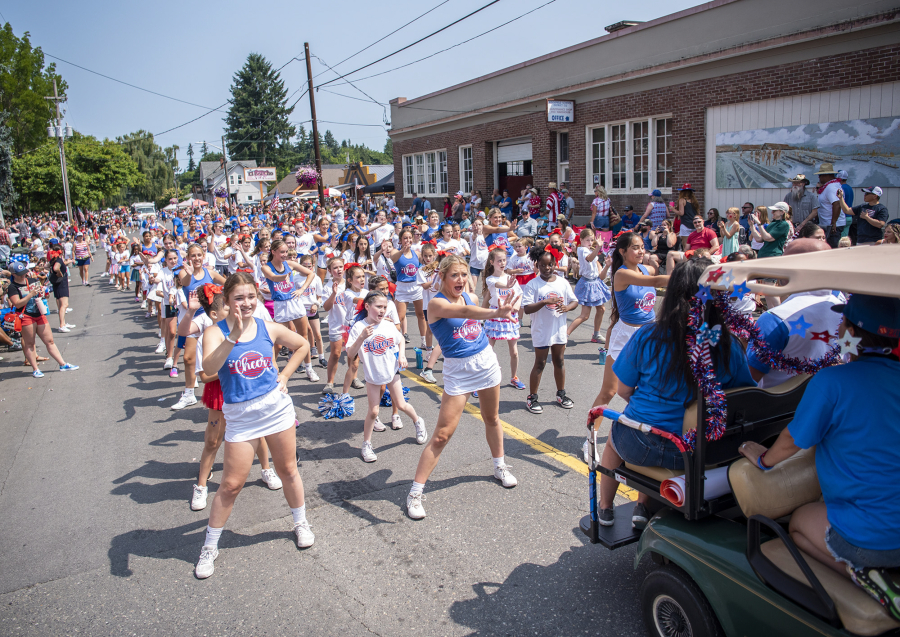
top-left (164, 305), bottom-right (178, 319)
top-left (52, 280), bottom-right (69, 300)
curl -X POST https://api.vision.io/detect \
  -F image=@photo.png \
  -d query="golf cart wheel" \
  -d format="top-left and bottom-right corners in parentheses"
top-left (640, 563), bottom-right (723, 637)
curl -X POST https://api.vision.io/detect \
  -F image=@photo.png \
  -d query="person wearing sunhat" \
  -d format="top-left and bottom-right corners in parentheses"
top-left (674, 183), bottom-right (700, 249)
top-left (784, 174), bottom-right (817, 228)
top-left (739, 293), bottom-right (900, 621)
top-left (811, 162), bottom-right (846, 248)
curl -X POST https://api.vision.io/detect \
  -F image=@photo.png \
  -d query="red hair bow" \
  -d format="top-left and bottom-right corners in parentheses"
top-left (343, 262), bottom-right (360, 272)
top-left (202, 283), bottom-right (223, 305)
top-left (236, 267), bottom-right (254, 274)
top-left (388, 282), bottom-right (397, 295)
top-left (549, 228), bottom-right (562, 236)
top-left (422, 238), bottom-right (437, 246)
top-left (437, 250), bottom-right (448, 257)
top-left (355, 298), bottom-right (366, 312)
top-left (487, 244), bottom-right (500, 251)
top-left (546, 247), bottom-right (563, 263)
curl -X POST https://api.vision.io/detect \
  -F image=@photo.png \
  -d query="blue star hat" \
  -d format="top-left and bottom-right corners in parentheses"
top-left (831, 294), bottom-right (900, 339)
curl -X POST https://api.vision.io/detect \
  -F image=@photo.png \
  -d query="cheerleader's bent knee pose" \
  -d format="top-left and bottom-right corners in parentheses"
top-left (390, 228), bottom-right (426, 348)
top-left (566, 228), bottom-right (611, 344)
top-left (346, 291), bottom-right (426, 463)
top-left (482, 248), bottom-right (525, 390)
top-left (406, 255), bottom-right (520, 521)
top-left (195, 272), bottom-right (313, 579)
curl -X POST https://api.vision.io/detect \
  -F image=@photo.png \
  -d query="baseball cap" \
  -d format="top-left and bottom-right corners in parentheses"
top-left (49, 238), bottom-right (59, 245)
top-left (767, 202), bottom-right (790, 213)
top-left (651, 189), bottom-right (662, 197)
top-left (623, 205), bottom-right (634, 212)
top-left (8, 260), bottom-right (29, 274)
top-left (862, 186), bottom-right (883, 197)
top-left (831, 294), bottom-right (900, 339)
top-left (836, 170), bottom-right (849, 180)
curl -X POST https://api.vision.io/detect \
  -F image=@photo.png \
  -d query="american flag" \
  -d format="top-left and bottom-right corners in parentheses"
top-left (269, 188), bottom-right (280, 212)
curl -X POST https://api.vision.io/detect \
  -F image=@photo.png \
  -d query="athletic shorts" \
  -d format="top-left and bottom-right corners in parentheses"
top-left (395, 280), bottom-right (423, 303)
top-left (164, 305), bottom-right (178, 319)
top-left (21, 313), bottom-right (48, 327)
top-left (608, 321), bottom-right (646, 360)
top-left (52, 280), bottom-right (69, 300)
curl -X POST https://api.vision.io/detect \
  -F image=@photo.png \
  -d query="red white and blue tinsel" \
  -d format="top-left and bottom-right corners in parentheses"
top-left (380, 385), bottom-right (409, 407)
top-left (318, 392), bottom-right (355, 420)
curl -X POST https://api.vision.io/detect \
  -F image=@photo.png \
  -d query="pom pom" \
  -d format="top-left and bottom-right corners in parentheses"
top-left (380, 385), bottom-right (409, 407)
top-left (318, 393), bottom-right (355, 420)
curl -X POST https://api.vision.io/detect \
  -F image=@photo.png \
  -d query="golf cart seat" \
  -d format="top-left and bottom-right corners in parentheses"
top-left (727, 448), bottom-right (821, 519)
top-left (761, 539), bottom-right (900, 636)
top-left (623, 374), bottom-right (812, 482)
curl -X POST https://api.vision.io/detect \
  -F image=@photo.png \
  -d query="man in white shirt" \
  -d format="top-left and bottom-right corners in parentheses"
top-left (812, 162), bottom-right (845, 248)
top-left (384, 196), bottom-right (395, 210)
top-left (563, 188), bottom-right (575, 221)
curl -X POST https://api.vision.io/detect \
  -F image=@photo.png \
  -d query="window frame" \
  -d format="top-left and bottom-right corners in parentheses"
top-left (557, 131), bottom-right (569, 186)
top-left (402, 149), bottom-right (449, 197)
top-left (459, 145), bottom-right (473, 194)
top-left (585, 115), bottom-right (673, 195)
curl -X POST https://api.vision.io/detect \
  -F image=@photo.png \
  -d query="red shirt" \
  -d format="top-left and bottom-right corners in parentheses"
top-left (687, 227), bottom-right (717, 250)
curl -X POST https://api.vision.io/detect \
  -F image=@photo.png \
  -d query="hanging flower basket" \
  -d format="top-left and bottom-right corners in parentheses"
top-left (295, 165), bottom-right (320, 189)
top-left (169, 198), bottom-right (178, 205)
top-left (213, 187), bottom-right (227, 199)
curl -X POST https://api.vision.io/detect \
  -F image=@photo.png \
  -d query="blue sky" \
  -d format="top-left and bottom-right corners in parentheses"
top-left (5, 0), bottom-right (698, 169)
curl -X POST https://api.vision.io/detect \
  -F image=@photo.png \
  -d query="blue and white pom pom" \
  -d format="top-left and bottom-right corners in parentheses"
top-left (380, 385), bottom-right (409, 407)
top-left (318, 392), bottom-right (355, 420)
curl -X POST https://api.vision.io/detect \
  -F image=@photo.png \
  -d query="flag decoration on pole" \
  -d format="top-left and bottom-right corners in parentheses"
top-left (269, 187), bottom-right (280, 212)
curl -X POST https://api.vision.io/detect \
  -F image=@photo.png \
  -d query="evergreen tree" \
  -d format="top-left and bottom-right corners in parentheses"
top-left (0, 112), bottom-right (16, 212)
top-left (225, 53), bottom-right (295, 166)
top-left (323, 129), bottom-right (339, 155)
top-left (115, 130), bottom-right (174, 203)
top-left (383, 138), bottom-right (393, 161)
top-left (186, 143), bottom-right (196, 171)
top-left (200, 141), bottom-right (208, 159)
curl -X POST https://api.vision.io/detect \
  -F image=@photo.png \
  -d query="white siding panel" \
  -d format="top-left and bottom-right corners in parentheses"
top-left (859, 85), bottom-right (872, 119)
top-left (773, 98), bottom-right (783, 128)
top-left (848, 87), bottom-right (860, 120)
top-left (838, 89), bottom-right (851, 121)
top-left (799, 94), bottom-right (811, 125)
top-left (890, 82), bottom-right (900, 116)
top-left (828, 91), bottom-right (841, 121)
top-left (808, 92), bottom-right (822, 124)
top-left (765, 100), bottom-right (776, 128)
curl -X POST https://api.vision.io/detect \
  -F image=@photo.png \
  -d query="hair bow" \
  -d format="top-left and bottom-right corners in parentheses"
top-left (202, 283), bottom-right (223, 305)
top-left (697, 322), bottom-right (722, 347)
top-left (387, 282), bottom-right (397, 295)
top-left (487, 243), bottom-right (501, 251)
top-left (355, 298), bottom-right (366, 312)
top-left (343, 262), bottom-right (360, 272)
top-left (236, 267), bottom-right (254, 274)
top-left (422, 238), bottom-right (437, 247)
top-left (549, 228), bottom-right (562, 236)
top-left (437, 250), bottom-right (448, 257)
top-left (546, 247), bottom-right (563, 263)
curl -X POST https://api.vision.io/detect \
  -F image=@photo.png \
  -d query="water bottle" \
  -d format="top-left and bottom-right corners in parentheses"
top-left (415, 348), bottom-right (423, 369)
top-left (598, 348), bottom-right (607, 365)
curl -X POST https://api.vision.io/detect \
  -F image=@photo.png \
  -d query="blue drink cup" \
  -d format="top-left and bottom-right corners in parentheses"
top-left (415, 348), bottom-right (423, 369)
top-left (598, 348), bottom-right (607, 365)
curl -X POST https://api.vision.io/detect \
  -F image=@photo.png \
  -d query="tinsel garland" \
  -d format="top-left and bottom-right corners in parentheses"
top-left (683, 297), bottom-right (727, 450)
top-left (213, 187), bottom-right (227, 198)
top-left (380, 385), bottom-right (409, 407)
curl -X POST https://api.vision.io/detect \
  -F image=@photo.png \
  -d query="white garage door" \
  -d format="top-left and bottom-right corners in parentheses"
top-left (497, 137), bottom-right (532, 162)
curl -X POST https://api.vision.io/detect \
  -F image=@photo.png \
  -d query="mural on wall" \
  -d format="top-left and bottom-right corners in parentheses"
top-left (715, 116), bottom-right (900, 188)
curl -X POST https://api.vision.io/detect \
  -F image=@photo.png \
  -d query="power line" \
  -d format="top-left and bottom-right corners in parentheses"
top-left (318, 0), bottom-right (504, 88)
top-left (311, 0), bottom-right (451, 80)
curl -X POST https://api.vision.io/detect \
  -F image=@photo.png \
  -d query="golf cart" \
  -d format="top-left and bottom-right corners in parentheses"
top-left (580, 245), bottom-right (900, 637)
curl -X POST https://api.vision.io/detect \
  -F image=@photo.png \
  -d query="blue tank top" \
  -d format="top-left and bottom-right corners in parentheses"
top-left (422, 225), bottom-right (440, 241)
top-left (184, 268), bottom-right (213, 296)
top-left (216, 318), bottom-right (278, 403)
top-left (614, 264), bottom-right (656, 325)
top-left (396, 250), bottom-right (419, 282)
top-left (486, 232), bottom-right (513, 255)
top-left (428, 292), bottom-right (489, 359)
top-left (266, 263), bottom-right (295, 302)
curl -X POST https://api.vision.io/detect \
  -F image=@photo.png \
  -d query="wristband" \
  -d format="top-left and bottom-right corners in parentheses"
top-left (225, 334), bottom-right (237, 344)
top-left (757, 451), bottom-right (772, 471)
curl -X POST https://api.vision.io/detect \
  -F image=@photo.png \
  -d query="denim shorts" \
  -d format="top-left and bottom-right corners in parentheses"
top-left (610, 421), bottom-right (685, 471)
top-left (825, 526), bottom-right (900, 570)
top-left (593, 215), bottom-right (609, 230)
top-left (470, 266), bottom-right (483, 277)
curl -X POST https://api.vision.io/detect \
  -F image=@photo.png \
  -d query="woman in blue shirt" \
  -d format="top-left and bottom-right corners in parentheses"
top-left (740, 294), bottom-right (900, 618)
top-left (597, 258), bottom-right (756, 528)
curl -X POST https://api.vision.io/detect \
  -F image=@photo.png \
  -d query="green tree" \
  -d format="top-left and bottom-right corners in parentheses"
top-left (0, 112), bottom-right (16, 213)
top-left (13, 134), bottom-right (141, 212)
top-left (0, 24), bottom-right (67, 157)
top-left (383, 137), bottom-right (392, 161)
top-left (323, 129), bottom-right (339, 155)
top-left (115, 130), bottom-right (174, 203)
top-left (200, 141), bottom-right (208, 159)
top-left (225, 53), bottom-right (295, 167)
top-left (186, 143), bottom-right (196, 171)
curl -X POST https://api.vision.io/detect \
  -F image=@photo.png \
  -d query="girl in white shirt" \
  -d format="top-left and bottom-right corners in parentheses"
top-left (482, 248), bottom-right (525, 390)
top-left (299, 254), bottom-right (326, 368)
top-left (567, 228), bottom-right (612, 344)
top-left (435, 224), bottom-right (463, 256)
top-left (346, 291), bottom-right (427, 462)
top-left (367, 275), bottom-right (405, 430)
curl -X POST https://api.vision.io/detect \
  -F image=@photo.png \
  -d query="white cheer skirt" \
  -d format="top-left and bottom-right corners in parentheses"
top-left (442, 346), bottom-right (501, 396)
top-left (223, 386), bottom-right (296, 443)
top-left (395, 280), bottom-right (423, 302)
top-left (273, 296), bottom-right (306, 323)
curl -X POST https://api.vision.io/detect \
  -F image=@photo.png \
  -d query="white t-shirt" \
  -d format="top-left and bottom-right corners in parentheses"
top-left (372, 223), bottom-right (394, 248)
top-left (334, 286), bottom-right (366, 327)
top-left (31, 238), bottom-right (45, 260)
top-left (469, 234), bottom-right (489, 270)
top-left (485, 274), bottom-right (522, 309)
top-left (416, 268), bottom-right (439, 309)
top-left (816, 182), bottom-right (845, 227)
top-left (296, 233), bottom-right (315, 255)
top-left (347, 318), bottom-right (402, 385)
top-left (577, 246), bottom-right (600, 279)
top-left (63, 241), bottom-right (74, 259)
top-left (507, 253), bottom-right (534, 277)
top-left (385, 299), bottom-right (401, 326)
top-left (160, 267), bottom-right (177, 306)
top-left (522, 275), bottom-right (577, 347)
top-left (212, 234), bottom-right (228, 266)
top-left (436, 238), bottom-right (464, 256)
top-left (375, 253), bottom-right (394, 279)
top-left (301, 275), bottom-right (324, 315)
top-left (202, 252), bottom-right (216, 270)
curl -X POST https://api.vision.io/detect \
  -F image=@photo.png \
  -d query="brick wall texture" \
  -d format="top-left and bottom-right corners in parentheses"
top-left (392, 43), bottom-right (900, 220)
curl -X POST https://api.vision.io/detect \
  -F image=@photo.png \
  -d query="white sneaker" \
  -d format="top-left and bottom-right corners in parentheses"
top-left (65, 323), bottom-right (76, 328)
top-left (140, 301), bottom-right (147, 309)
top-left (414, 418), bottom-right (427, 444)
top-left (195, 545), bottom-right (218, 578)
top-left (261, 468), bottom-right (283, 490)
top-left (293, 521), bottom-right (315, 548)
top-left (406, 491), bottom-right (426, 519)
top-left (66, 308), bottom-right (73, 313)
top-left (391, 414), bottom-right (403, 430)
top-left (164, 357), bottom-right (174, 370)
top-left (372, 417), bottom-right (386, 432)
top-left (310, 346), bottom-right (318, 357)
top-left (494, 462), bottom-right (518, 488)
top-left (109, 278), bottom-right (115, 285)
top-left (361, 441), bottom-right (377, 462)
top-left (171, 393), bottom-right (198, 410)
top-left (154, 341), bottom-right (166, 354)
top-left (306, 366), bottom-right (320, 382)
top-left (190, 484), bottom-right (208, 510)
top-left (58, 326), bottom-right (70, 333)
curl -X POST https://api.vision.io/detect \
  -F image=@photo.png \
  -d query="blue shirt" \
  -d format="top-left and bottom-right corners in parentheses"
top-left (266, 263), bottom-right (296, 302)
top-left (395, 251), bottom-right (419, 282)
top-left (621, 212), bottom-right (640, 229)
top-left (614, 265), bottom-right (656, 325)
top-left (499, 197), bottom-right (513, 216)
top-left (172, 218), bottom-right (184, 236)
top-left (788, 357), bottom-right (900, 550)
top-left (428, 292), bottom-right (489, 359)
top-left (613, 326), bottom-right (756, 435)
top-left (216, 318), bottom-right (279, 404)
top-left (840, 183), bottom-right (854, 208)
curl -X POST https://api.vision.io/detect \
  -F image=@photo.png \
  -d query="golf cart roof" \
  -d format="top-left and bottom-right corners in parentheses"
top-left (701, 245), bottom-right (900, 299)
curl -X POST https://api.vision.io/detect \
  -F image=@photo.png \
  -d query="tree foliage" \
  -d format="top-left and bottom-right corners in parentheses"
top-left (268, 127), bottom-right (392, 181)
top-left (186, 143), bottom-right (196, 171)
top-left (12, 134), bottom-right (141, 212)
top-left (0, 24), bottom-right (67, 157)
top-left (114, 130), bottom-right (176, 203)
top-left (225, 53), bottom-right (295, 167)
top-left (0, 112), bottom-right (16, 212)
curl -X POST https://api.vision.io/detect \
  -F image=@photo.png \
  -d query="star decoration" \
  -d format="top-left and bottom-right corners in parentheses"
top-left (788, 315), bottom-right (813, 338)
top-left (706, 267), bottom-right (725, 283)
top-left (838, 333), bottom-right (862, 358)
top-left (695, 285), bottom-right (713, 304)
top-left (730, 281), bottom-right (751, 299)
top-left (810, 330), bottom-right (833, 343)
top-left (721, 271), bottom-right (736, 287)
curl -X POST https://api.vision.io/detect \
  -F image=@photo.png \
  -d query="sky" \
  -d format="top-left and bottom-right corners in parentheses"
top-left (4, 0), bottom-right (700, 169)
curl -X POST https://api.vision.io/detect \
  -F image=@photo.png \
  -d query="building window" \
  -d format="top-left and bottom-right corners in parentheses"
top-left (558, 132), bottom-right (569, 186)
top-left (247, 195), bottom-right (253, 201)
top-left (402, 150), bottom-right (449, 197)
top-left (587, 116), bottom-right (673, 194)
top-left (507, 161), bottom-right (525, 176)
top-left (229, 175), bottom-right (235, 185)
top-left (656, 118), bottom-right (673, 189)
top-left (237, 173), bottom-right (243, 185)
top-left (460, 146), bottom-right (473, 193)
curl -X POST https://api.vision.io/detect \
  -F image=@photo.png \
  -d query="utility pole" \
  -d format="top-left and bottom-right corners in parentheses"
top-left (304, 42), bottom-right (325, 207)
top-left (45, 79), bottom-right (73, 225)
top-left (221, 134), bottom-right (230, 210)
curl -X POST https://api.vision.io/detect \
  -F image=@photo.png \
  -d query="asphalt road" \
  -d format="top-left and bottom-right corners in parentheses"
top-left (0, 258), bottom-right (649, 637)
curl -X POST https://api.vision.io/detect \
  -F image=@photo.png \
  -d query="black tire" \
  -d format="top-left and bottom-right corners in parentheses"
top-left (640, 563), bottom-right (724, 637)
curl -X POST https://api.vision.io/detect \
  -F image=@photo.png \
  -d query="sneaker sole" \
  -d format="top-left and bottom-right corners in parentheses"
top-left (407, 508), bottom-right (426, 520)
top-left (526, 406), bottom-right (543, 414)
top-left (495, 477), bottom-right (518, 489)
top-left (190, 502), bottom-right (208, 511)
top-left (557, 401), bottom-right (574, 409)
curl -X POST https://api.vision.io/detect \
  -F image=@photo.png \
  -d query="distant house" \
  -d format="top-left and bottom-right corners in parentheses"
top-left (267, 164), bottom-right (395, 196)
top-left (199, 160), bottom-right (263, 206)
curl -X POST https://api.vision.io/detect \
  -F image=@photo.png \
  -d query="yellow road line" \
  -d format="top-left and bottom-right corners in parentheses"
top-left (400, 369), bottom-right (638, 501)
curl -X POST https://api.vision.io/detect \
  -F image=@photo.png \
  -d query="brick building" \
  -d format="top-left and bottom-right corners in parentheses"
top-left (389, 0), bottom-right (900, 220)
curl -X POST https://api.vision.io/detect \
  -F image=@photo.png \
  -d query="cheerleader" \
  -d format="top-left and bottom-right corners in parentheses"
top-left (436, 223), bottom-right (464, 256)
top-left (128, 244), bottom-right (142, 301)
top-left (522, 244), bottom-right (579, 414)
top-left (416, 244), bottom-right (442, 384)
top-left (567, 228), bottom-right (611, 343)
top-left (298, 254), bottom-right (326, 368)
top-left (353, 235), bottom-right (375, 282)
top-left (482, 248), bottom-right (525, 390)
top-left (467, 218), bottom-right (489, 279)
top-left (321, 260), bottom-right (366, 394)
top-left (159, 250), bottom-right (181, 372)
top-left (346, 291), bottom-right (427, 463)
top-left (310, 217), bottom-right (331, 280)
top-left (585, 231), bottom-right (669, 462)
top-left (337, 264), bottom-right (372, 395)
top-left (406, 255), bottom-right (519, 520)
top-left (482, 208), bottom-right (515, 256)
top-left (420, 211), bottom-right (442, 242)
top-left (389, 228), bottom-right (427, 348)
top-left (194, 272), bottom-right (314, 579)
top-left (249, 238), bottom-right (273, 317)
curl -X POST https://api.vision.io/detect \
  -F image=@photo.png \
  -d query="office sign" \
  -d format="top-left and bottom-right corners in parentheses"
top-left (547, 100), bottom-right (575, 123)
top-left (244, 167), bottom-right (277, 182)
